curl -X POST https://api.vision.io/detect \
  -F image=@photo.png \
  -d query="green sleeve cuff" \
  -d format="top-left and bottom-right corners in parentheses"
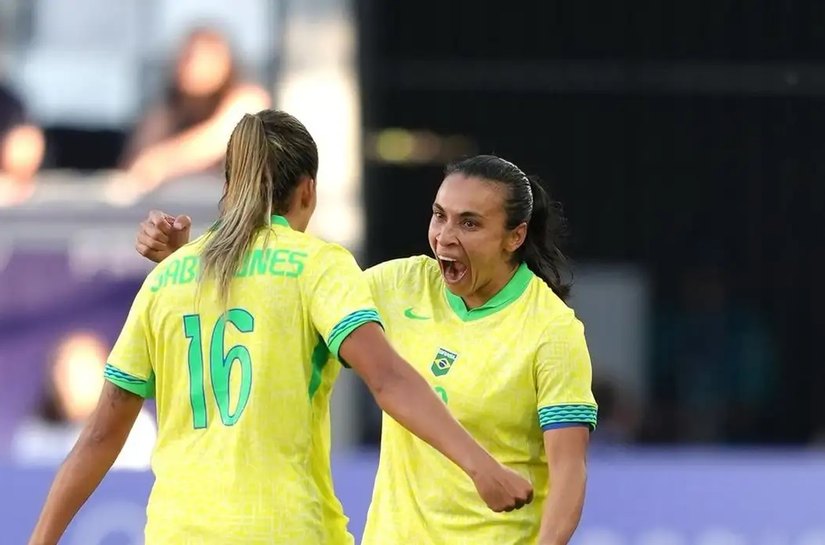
top-left (104, 363), bottom-right (156, 399)
top-left (538, 403), bottom-right (598, 431)
top-left (326, 309), bottom-right (383, 361)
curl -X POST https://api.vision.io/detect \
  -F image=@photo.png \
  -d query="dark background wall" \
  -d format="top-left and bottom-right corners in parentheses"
top-left (357, 0), bottom-right (825, 444)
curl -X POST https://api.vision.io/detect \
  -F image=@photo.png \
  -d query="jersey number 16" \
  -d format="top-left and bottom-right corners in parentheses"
top-left (183, 309), bottom-right (254, 429)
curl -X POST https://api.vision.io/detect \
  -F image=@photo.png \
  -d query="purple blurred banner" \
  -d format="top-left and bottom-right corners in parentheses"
top-left (3, 450), bottom-right (825, 544)
top-left (0, 248), bottom-right (146, 459)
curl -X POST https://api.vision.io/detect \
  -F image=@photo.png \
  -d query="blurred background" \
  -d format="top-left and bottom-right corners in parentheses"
top-left (2, 0), bottom-right (825, 543)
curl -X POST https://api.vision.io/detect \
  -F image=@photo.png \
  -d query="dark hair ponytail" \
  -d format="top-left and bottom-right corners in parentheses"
top-left (522, 175), bottom-right (571, 300)
top-left (445, 155), bottom-right (571, 300)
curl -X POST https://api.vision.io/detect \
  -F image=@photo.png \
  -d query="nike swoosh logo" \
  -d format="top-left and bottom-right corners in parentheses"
top-left (404, 307), bottom-right (430, 320)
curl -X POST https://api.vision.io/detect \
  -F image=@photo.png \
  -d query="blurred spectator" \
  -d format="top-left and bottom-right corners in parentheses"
top-left (111, 27), bottom-right (270, 200)
top-left (10, 331), bottom-right (156, 470)
top-left (646, 263), bottom-right (777, 443)
top-left (0, 83), bottom-right (45, 206)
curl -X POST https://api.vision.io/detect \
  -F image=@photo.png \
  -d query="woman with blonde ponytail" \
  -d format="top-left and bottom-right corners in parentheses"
top-left (28, 111), bottom-right (532, 545)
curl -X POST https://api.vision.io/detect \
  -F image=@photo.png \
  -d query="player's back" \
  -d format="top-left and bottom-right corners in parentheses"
top-left (128, 218), bottom-right (366, 544)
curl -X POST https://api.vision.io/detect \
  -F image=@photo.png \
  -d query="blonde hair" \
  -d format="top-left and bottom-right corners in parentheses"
top-left (200, 110), bottom-right (318, 306)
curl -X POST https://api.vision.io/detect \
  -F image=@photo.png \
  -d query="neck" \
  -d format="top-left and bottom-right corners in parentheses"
top-left (282, 210), bottom-right (306, 232)
top-left (462, 263), bottom-right (519, 309)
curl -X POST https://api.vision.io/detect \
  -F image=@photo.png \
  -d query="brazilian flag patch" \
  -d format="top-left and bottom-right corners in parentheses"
top-left (431, 347), bottom-right (458, 377)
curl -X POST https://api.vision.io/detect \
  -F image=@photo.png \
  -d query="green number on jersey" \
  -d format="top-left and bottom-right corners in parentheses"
top-left (183, 309), bottom-right (254, 429)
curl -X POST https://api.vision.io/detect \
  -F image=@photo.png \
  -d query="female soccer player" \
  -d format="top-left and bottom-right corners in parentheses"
top-left (135, 154), bottom-right (596, 545)
top-left (360, 156), bottom-right (596, 545)
top-left (27, 113), bottom-right (532, 545)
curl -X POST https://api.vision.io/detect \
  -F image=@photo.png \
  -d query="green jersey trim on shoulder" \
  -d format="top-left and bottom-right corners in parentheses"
top-left (326, 308), bottom-right (383, 360)
top-left (538, 403), bottom-right (598, 431)
top-left (444, 262), bottom-right (534, 322)
top-left (104, 363), bottom-right (156, 399)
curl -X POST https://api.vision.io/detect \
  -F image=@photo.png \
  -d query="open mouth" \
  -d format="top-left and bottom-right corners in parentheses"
top-left (437, 255), bottom-right (469, 285)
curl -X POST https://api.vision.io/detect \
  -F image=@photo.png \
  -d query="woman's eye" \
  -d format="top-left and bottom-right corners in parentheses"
top-left (462, 220), bottom-right (476, 229)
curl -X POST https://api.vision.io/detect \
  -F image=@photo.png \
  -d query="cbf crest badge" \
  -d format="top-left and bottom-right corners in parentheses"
top-left (431, 347), bottom-right (458, 377)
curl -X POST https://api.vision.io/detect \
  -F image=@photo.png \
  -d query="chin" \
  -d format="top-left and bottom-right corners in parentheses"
top-left (443, 280), bottom-right (470, 297)
top-left (443, 283), bottom-right (459, 295)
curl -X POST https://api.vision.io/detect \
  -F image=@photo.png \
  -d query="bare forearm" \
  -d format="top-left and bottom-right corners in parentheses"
top-left (28, 431), bottom-right (124, 544)
top-left (156, 126), bottom-right (225, 176)
top-left (539, 460), bottom-right (587, 545)
top-left (373, 358), bottom-right (492, 478)
top-left (159, 88), bottom-right (270, 178)
top-left (130, 134), bottom-right (218, 187)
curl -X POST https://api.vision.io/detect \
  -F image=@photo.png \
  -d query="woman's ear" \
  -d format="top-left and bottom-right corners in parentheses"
top-left (507, 222), bottom-right (528, 253)
top-left (298, 175), bottom-right (316, 210)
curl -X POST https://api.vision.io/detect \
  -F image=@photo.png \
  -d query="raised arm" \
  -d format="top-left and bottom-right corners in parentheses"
top-left (125, 86), bottom-right (270, 188)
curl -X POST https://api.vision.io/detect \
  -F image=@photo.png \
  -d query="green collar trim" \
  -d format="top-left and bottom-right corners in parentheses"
top-left (210, 214), bottom-right (291, 231)
top-left (444, 262), bottom-right (534, 321)
top-left (270, 215), bottom-right (291, 228)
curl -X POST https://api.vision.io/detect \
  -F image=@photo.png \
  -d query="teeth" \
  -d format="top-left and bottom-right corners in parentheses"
top-left (438, 255), bottom-right (457, 262)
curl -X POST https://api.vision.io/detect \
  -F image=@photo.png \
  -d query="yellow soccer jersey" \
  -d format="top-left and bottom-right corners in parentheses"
top-left (104, 215), bottom-right (378, 545)
top-left (361, 256), bottom-right (597, 545)
top-left (308, 355), bottom-right (356, 545)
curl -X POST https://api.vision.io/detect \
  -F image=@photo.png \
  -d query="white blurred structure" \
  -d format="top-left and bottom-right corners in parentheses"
top-left (5, 0), bottom-right (279, 127)
top-left (569, 265), bottom-right (651, 404)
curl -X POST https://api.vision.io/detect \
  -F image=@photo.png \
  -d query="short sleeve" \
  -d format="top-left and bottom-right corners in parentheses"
top-left (104, 279), bottom-right (156, 399)
top-left (535, 315), bottom-right (598, 432)
top-left (302, 244), bottom-right (382, 360)
top-left (362, 264), bottom-right (383, 302)
top-left (363, 256), bottom-right (431, 311)
top-left (362, 259), bottom-right (403, 309)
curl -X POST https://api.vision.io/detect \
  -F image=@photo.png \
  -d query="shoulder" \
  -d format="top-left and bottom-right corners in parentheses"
top-left (295, 237), bottom-right (363, 282)
top-left (138, 261), bottom-right (167, 303)
top-left (305, 238), bottom-right (357, 263)
top-left (525, 276), bottom-right (585, 338)
top-left (256, 226), bottom-right (341, 261)
top-left (147, 233), bottom-right (204, 277)
top-left (364, 255), bottom-right (439, 289)
top-left (139, 237), bottom-right (206, 302)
